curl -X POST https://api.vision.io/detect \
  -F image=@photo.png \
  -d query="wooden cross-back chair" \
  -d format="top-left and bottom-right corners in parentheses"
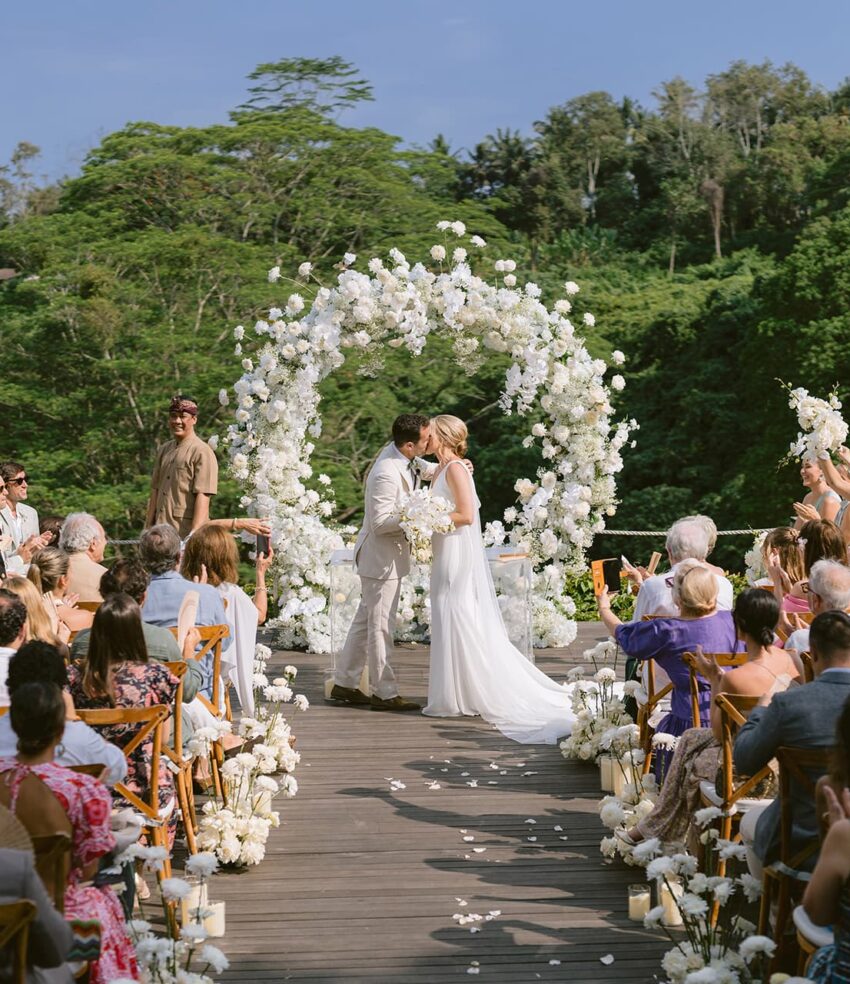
top-left (799, 652), bottom-right (815, 684)
top-left (75, 601), bottom-right (101, 614)
top-left (683, 651), bottom-right (749, 729)
top-left (776, 609), bottom-right (815, 644)
top-left (76, 705), bottom-right (172, 876)
top-left (161, 661), bottom-right (198, 854)
top-left (30, 834), bottom-right (72, 914)
top-left (67, 763), bottom-right (106, 781)
top-left (701, 694), bottom-right (772, 880)
top-left (635, 615), bottom-right (673, 775)
top-left (168, 623), bottom-right (231, 801)
top-left (758, 744), bottom-right (832, 970)
top-left (0, 900), bottom-right (36, 984)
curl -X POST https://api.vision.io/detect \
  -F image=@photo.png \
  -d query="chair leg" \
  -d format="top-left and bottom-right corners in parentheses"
top-left (176, 772), bottom-right (197, 855)
top-left (183, 763), bottom-right (198, 833)
top-left (758, 872), bottom-right (774, 936)
top-left (211, 742), bottom-right (226, 806)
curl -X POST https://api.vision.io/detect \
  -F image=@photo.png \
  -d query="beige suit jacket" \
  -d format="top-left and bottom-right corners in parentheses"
top-left (66, 551), bottom-right (108, 603)
top-left (0, 502), bottom-right (40, 574)
top-left (353, 444), bottom-right (435, 580)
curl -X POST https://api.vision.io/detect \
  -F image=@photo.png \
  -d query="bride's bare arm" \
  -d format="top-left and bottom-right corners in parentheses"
top-left (445, 462), bottom-right (474, 527)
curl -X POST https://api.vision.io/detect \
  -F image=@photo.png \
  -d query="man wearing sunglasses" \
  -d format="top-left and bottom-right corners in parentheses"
top-left (0, 461), bottom-right (49, 574)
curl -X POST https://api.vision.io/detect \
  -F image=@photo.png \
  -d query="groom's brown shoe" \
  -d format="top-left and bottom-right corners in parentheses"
top-left (370, 694), bottom-right (421, 713)
top-left (327, 684), bottom-right (371, 706)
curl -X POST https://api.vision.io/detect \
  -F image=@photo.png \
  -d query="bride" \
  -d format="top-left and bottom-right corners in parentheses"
top-left (422, 415), bottom-right (576, 744)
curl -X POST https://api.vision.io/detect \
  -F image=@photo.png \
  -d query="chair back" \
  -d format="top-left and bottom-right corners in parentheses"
top-left (67, 763), bottom-right (107, 781)
top-left (776, 745), bottom-right (832, 873)
top-left (168, 623), bottom-right (230, 720)
top-left (76, 705), bottom-right (169, 825)
top-left (31, 833), bottom-right (72, 913)
top-left (715, 693), bottom-right (773, 808)
top-left (0, 707), bottom-right (7, 718)
top-left (636, 658), bottom-right (673, 771)
top-left (799, 652), bottom-right (815, 684)
top-left (684, 652), bottom-right (748, 727)
top-left (0, 900), bottom-right (36, 983)
top-left (76, 601), bottom-right (101, 613)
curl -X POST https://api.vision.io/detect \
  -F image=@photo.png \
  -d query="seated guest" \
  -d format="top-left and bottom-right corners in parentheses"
top-left (3, 575), bottom-right (68, 656)
top-left (598, 560), bottom-right (743, 777)
top-left (785, 559), bottom-right (850, 659)
top-left (58, 513), bottom-right (108, 603)
top-left (628, 517), bottom-right (734, 620)
top-left (68, 594), bottom-right (178, 827)
top-left (803, 697), bottom-right (850, 983)
top-left (0, 847), bottom-right (73, 983)
top-left (0, 641), bottom-right (127, 786)
top-left (180, 523), bottom-right (273, 717)
top-left (618, 589), bottom-right (799, 848)
top-left (0, 589), bottom-right (27, 706)
top-left (71, 559), bottom-right (203, 704)
top-left (26, 547), bottom-right (93, 643)
top-left (757, 526), bottom-right (805, 588)
top-left (735, 610), bottom-right (850, 877)
top-left (0, 461), bottom-right (49, 575)
top-left (770, 518), bottom-right (846, 614)
top-left (139, 523), bottom-right (231, 699)
top-left (39, 514), bottom-right (65, 546)
top-left (0, 680), bottom-right (138, 983)
top-left (793, 458), bottom-right (842, 527)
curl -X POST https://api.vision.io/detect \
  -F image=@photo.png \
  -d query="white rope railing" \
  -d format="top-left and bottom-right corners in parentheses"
top-left (108, 528), bottom-right (769, 547)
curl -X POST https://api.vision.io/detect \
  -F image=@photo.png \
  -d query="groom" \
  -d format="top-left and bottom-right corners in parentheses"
top-left (329, 413), bottom-right (437, 712)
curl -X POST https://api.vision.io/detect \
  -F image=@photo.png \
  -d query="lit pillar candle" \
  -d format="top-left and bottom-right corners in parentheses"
top-left (600, 755), bottom-right (615, 793)
top-left (628, 884), bottom-right (651, 921)
top-left (659, 878), bottom-right (684, 928)
top-left (203, 901), bottom-right (226, 938)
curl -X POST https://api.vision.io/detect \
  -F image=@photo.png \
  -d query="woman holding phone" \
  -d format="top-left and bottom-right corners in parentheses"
top-left (180, 524), bottom-right (273, 717)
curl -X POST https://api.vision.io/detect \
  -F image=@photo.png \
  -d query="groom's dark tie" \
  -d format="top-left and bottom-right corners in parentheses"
top-left (408, 460), bottom-right (418, 489)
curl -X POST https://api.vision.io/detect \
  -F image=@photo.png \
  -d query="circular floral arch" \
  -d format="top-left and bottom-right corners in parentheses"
top-left (222, 222), bottom-right (635, 652)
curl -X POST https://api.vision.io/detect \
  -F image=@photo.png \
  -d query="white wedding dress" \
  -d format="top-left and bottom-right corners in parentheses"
top-left (422, 461), bottom-right (576, 744)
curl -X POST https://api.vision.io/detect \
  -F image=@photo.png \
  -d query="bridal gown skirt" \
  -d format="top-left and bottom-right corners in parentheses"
top-left (422, 524), bottom-right (576, 745)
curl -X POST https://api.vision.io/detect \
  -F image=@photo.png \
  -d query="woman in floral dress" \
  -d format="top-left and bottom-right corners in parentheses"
top-left (0, 679), bottom-right (139, 983)
top-left (69, 592), bottom-right (178, 824)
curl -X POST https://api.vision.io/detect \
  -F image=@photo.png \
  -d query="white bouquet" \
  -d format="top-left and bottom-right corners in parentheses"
top-left (398, 488), bottom-right (454, 564)
top-left (786, 383), bottom-right (848, 461)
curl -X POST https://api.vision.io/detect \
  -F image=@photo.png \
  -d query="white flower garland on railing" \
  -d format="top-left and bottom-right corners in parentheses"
top-left (223, 223), bottom-right (636, 651)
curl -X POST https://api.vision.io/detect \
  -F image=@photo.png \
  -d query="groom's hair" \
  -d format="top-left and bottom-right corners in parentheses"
top-left (392, 414), bottom-right (430, 447)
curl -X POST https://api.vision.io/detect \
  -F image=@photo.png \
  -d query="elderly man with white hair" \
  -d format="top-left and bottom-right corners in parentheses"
top-left (59, 512), bottom-right (108, 602)
top-left (784, 558), bottom-right (850, 657)
top-left (630, 516), bottom-right (734, 621)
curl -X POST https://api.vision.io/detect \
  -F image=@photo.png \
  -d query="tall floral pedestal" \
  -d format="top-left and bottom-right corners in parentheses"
top-left (485, 547), bottom-right (534, 662)
top-left (325, 549), bottom-right (367, 697)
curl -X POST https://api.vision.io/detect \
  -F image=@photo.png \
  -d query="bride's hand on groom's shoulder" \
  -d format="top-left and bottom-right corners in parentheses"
top-left (462, 458), bottom-right (474, 475)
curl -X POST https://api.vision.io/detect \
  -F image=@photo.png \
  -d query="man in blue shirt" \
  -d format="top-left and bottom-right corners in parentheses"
top-left (139, 524), bottom-right (231, 698)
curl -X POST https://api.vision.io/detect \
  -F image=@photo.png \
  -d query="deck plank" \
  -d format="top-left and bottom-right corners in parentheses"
top-left (212, 623), bottom-right (668, 982)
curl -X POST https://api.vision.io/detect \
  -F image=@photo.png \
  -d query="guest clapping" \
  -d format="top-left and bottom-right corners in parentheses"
top-left (26, 546), bottom-right (93, 643)
top-left (793, 458), bottom-right (842, 527)
top-left (768, 518), bottom-right (846, 614)
top-left (59, 512), bottom-right (109, 602)
top-left (180, 523), bottom-right (273, 717)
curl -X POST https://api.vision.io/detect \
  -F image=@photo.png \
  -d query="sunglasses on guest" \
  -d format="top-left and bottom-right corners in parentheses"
top-left (7, 475), bottom-right (28, 486)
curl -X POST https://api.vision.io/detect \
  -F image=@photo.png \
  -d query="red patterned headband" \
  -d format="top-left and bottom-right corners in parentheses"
top-left (169, 397), bottom-right (198, 416)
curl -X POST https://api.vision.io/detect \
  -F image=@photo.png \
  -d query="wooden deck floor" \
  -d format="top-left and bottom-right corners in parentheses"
top-left (214, 623), bottom-right (669, 983)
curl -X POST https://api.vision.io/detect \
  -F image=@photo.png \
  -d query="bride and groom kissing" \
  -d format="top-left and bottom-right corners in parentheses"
top-left (328, 413), bottom-right (576, 745)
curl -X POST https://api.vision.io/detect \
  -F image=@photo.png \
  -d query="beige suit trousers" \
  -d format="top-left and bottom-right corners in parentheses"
top-left (335, 576), bottom-right (402, 699)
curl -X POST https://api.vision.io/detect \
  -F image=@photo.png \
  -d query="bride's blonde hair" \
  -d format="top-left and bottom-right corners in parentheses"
top-left (432, 414), bottom-right (468, 457)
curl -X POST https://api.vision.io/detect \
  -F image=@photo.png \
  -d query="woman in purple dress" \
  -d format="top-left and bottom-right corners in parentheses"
top-left (597, 560), bottom-right (743, 776)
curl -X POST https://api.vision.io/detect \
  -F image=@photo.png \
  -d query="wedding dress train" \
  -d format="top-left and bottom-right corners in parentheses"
top-left (422, 461), bottom-right (576, 744)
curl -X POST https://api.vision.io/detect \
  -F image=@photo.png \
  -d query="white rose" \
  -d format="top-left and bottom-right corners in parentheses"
top-left (611, 375), bottom-right (625, 391)
top-left (286, 293), bottom-right (305, 314)
top-left (564, 281), bottom-right (579, 295)
top-left (430, 245), bottom-right (446, 262)
top-left (583, 312), bottom-right (595, 327)
top-left (298, 262), bottom-right (313, 278)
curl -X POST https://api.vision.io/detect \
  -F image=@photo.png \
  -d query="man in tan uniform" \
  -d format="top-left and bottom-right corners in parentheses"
top-left (145, 396), bottom-right (219, 538)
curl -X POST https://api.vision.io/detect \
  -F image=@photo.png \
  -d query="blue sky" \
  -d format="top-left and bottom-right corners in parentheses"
top-left (5, 0), bottom-right (850, 180)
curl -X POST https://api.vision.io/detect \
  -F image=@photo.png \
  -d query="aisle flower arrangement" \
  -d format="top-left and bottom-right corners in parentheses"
top-left (194, 653), bottom-right (306, 867)
top-left (223, 223), bottom-right (635, 652)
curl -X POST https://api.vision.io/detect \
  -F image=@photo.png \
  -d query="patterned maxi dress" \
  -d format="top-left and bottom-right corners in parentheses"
top-left (0, 758), bottom-right (139, 983)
